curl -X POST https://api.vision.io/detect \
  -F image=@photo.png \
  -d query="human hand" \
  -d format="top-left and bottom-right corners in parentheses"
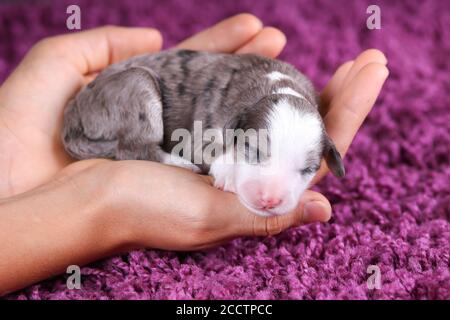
top-left (0, 14), bottom-right (389, 296)
top-left (0, 14), bottom-right (388, 244)
top-left (46, 158), bottom-right (319, 250)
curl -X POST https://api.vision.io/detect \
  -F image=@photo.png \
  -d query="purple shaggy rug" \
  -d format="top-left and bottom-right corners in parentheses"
top-left (1, 0), bottom-right (449, 299)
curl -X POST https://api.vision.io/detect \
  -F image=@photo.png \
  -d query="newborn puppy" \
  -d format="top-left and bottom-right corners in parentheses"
top-left (62, 49), bottom-right (344, 216)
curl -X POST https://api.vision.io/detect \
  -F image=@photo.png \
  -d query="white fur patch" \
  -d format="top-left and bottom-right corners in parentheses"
top-left (266, 71), bottom-right (292, 82)
top-left (272, 87), bottom-right (307, 101)
top-left (267, 98), bottom-right (322, 169)
top-left (209, 151), bottom-right (236, 192)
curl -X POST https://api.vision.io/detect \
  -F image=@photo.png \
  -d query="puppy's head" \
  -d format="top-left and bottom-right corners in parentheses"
top-left (211, 94), bottom-right (344, 216)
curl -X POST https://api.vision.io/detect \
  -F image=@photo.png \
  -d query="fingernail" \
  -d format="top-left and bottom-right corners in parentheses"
top-left (303, 201), bottom-right (331, 223)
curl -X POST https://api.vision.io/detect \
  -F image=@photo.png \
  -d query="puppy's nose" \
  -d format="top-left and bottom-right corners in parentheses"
top-left (260, 197), bottom-right (282, 209)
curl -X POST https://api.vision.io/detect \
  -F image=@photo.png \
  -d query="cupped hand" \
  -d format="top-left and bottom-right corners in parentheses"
top-left (0, 14), bottom-right (388, 249)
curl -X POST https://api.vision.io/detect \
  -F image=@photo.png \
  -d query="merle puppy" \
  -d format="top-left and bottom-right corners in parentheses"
top-left (62, 49), bottom-right (344, 216)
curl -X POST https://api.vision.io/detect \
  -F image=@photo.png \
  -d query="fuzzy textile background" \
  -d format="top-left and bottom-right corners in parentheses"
top-left (1, 0), bottom-right (449, 299)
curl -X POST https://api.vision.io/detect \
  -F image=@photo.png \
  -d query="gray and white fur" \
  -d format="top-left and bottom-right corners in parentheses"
top-left (62, 49), bottom-right (344, 216)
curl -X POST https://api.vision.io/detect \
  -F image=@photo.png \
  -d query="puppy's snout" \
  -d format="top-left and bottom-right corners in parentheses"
top-left (240, 178), bottom-right (286, 212)
top-left (260, 196), bottom-right (282, 210)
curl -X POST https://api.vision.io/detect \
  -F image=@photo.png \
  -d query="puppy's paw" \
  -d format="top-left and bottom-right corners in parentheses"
top-left (216, 177), bottom-right (236, 193)
top-left (210, 163), bottom-right (236, 193)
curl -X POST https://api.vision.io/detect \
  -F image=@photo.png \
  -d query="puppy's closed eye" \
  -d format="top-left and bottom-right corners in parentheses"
top-left (300, 165), bottom-right (320, 175)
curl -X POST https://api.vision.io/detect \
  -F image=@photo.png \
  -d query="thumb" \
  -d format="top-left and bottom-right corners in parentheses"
top-left (240, 190), bottom-right (332, 237)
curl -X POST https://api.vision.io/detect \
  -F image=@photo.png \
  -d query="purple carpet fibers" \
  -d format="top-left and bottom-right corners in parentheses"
top-left (1, 0), bottom-right (449, 299)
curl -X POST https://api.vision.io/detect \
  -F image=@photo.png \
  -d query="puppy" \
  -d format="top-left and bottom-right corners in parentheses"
top-left (62, 49), bottom-right (344, 216)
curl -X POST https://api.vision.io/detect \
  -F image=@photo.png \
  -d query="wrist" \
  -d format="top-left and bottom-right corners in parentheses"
top-left (94, 163), bottom-right (143, 252)
top-left (0, 173), bottom-right (128, 294)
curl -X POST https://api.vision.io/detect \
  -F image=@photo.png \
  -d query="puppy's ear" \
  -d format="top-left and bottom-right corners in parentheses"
top-left (223, 112), bottom-right (241, 146)
top-left (323, 135), bottom-right (345, 178)
top-left (223, 108), bottom-right (251, 146)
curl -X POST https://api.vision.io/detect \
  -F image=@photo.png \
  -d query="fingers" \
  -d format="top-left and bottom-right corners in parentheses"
top-left (320, 60), bottom-right (354, 113)
top-left (177, 13), bottom-right (263, 52)
top-left (224, 190), bottom-right (331, 237)
top-left (340, 49), bottom-right (387, 89)
top-left (0, 26), bottom-right (162, 122)
top-left (325, 62), bottom-right (389, 154)
top-left (32, 26), bottom-right (162, 75)
top-left (320, 49), bottom-right (387, 117)
top-left (312, 62), bottom-right (389, 184)
top-left (235, 27), bottom-right (286, 58)
top-left (312, 49), bottom-right (389, 184)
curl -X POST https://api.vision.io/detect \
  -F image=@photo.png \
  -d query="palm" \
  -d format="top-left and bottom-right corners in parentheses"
top-left (0, 107), bottom-right (70, 195)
